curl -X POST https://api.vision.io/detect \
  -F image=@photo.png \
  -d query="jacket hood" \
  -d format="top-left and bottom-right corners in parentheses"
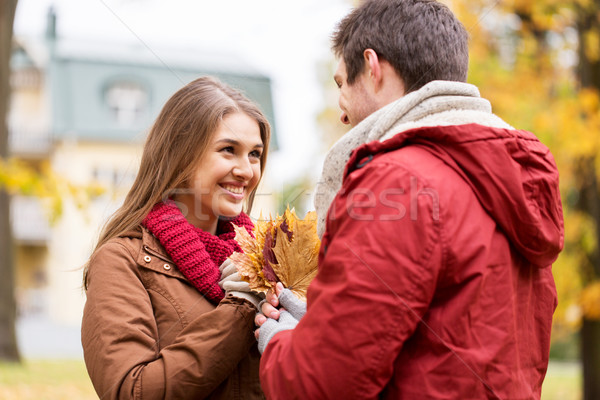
top-left (346, 123), bottom-right (564, 267)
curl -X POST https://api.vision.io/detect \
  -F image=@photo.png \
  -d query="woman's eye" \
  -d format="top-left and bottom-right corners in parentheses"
top-left (220, 146), bottom-right (235, 154)
top-left (250, 150), bottom-right (262, 159)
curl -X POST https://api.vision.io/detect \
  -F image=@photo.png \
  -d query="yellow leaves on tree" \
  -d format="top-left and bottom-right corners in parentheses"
top-left (0, 158), bottom-right (106, 223)
top-left (229, 208), bottom-right (320, 301)
top-left (581, 281), bottom-right (600, 320)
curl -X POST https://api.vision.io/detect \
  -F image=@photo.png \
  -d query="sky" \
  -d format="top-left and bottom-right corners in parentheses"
top-left (14, 0), bottom-right (353, 200)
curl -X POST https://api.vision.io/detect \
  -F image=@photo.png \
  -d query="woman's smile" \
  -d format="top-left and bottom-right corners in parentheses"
top-left (220, 182), bottom-right (245, 197)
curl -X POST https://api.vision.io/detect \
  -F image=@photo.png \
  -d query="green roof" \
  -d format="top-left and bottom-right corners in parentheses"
top-left (43, 40), bottom-right (277, 146)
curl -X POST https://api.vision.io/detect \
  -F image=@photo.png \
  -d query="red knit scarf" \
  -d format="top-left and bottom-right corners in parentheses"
top-left (142, 200), bottom-right (254, 303)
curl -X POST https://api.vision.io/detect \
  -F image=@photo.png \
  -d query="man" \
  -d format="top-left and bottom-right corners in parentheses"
top-left (255, 0), bottom-right (563, 398)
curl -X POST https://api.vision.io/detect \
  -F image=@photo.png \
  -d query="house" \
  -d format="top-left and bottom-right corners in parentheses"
top-left (9, 8), bottom-right (277, 335)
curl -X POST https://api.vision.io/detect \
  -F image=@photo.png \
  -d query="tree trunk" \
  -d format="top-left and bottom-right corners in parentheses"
top-left (581, 319), bottom-right (600, 400)
top-left (576, 3), bottom-right (600, 398)
top-left (577, 3), bottom-right (600, 91)
top-left (578, 159), bottom-right (600, 400)
top-left (0, 0), bottom-right (20, 362)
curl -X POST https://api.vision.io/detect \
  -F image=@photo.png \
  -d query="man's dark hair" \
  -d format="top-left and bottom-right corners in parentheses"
top-left (332, 0), bottom-right (469, 93)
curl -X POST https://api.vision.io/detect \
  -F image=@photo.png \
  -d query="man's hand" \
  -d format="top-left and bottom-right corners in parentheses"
top-left (255, 282), bottom-right (284, 339)
top-left (254, 283), bottom-right (307, 353)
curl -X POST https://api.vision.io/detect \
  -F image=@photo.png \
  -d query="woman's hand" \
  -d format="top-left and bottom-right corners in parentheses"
top-left (219, 259), bottom-right (261, 308)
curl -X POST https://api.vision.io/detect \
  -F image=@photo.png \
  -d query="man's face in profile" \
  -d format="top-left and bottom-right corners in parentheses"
top-left (333, 58), bottom-right (378, 127)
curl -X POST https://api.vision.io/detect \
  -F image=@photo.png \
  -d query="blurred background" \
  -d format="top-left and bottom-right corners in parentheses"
top-left (0, 0), bottom-right (598, 399)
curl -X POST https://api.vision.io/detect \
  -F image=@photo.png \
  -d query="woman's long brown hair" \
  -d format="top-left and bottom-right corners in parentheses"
top-left (83, 76), bottom-right (271, 289)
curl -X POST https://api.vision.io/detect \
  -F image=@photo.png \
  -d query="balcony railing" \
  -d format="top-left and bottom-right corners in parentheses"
top-left (9, 127), bottom-right (52, 157)
top-left (11, 196), bottom-right (51, 244)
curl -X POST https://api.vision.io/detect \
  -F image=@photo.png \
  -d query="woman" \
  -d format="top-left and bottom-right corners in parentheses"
top-left (82, 76), bottom-right (270, 399)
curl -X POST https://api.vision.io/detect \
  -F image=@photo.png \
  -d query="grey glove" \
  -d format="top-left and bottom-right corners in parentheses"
top-left (278, 288), bottom-right (307, 320)
top-left (257, 288), bottom-right (306, 353)
top-left (258, 310), bottom-right (300, 354)
top-left (219, 259), bottom-right (261, 308)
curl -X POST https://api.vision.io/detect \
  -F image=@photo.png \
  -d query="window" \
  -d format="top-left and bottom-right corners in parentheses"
top-left (105, 81), bottom-right (148, 128)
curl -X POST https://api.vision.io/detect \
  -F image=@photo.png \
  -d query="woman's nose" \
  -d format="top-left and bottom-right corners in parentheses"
top-left (233, 157), bottom-right (253, 180)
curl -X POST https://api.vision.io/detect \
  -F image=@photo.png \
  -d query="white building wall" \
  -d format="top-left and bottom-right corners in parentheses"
top-left (46, 140), bottom-right (142, 325)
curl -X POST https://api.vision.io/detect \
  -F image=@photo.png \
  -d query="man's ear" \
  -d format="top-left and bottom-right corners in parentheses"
top-left (363, 48), bottom-right (406, 99)
top-left (363, 49), bottom-right (383, 91)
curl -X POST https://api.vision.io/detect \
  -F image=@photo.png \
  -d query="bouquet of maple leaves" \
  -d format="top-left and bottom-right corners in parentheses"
top-left (229, 208), bottom-right (320, 301)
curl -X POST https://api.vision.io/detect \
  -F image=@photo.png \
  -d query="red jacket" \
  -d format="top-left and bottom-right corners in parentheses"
top-left (260, 124), bottom-right (563, 399)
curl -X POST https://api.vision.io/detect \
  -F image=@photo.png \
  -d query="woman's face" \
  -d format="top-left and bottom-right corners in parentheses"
top-left (178, 112), bottom-right (263, 232)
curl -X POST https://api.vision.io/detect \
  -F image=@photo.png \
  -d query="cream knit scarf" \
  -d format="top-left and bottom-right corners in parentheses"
top-left (314, 80), bottom-right (513, 238)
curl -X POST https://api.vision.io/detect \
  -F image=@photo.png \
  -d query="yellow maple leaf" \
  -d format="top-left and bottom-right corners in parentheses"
top-left (271, 209), bottom-right (320, 301)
